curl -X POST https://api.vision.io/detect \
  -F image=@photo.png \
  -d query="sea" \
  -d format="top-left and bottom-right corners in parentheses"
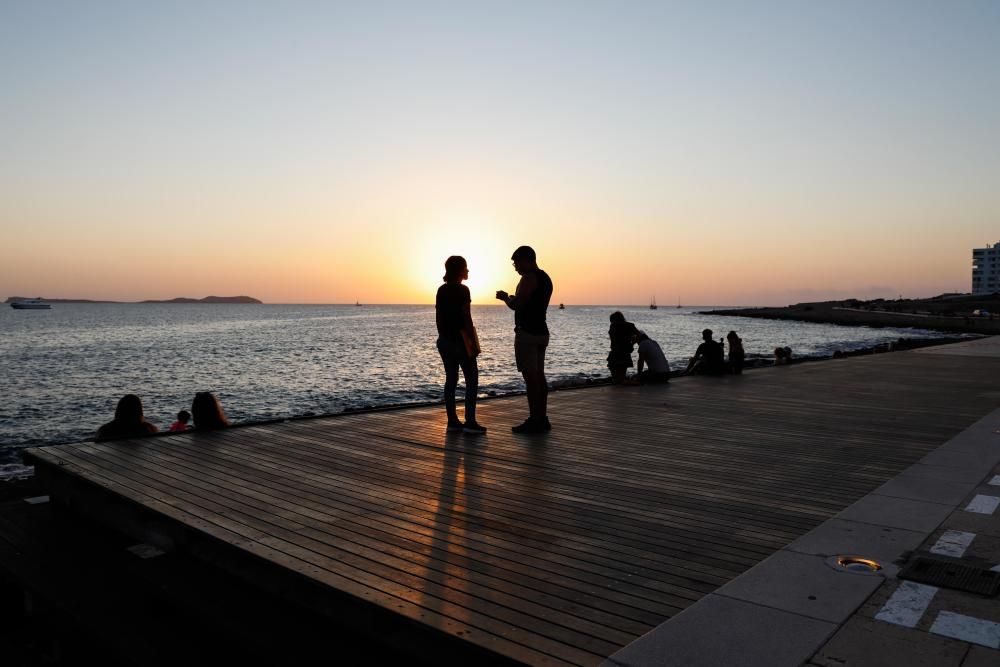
top-left (0, 303), bottom-right (955, 479)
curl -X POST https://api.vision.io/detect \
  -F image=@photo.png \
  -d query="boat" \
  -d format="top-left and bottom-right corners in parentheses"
top-left (10, 299), bottom-right (51, 310)
top-left (649, 297), bottom-right (657, 310)
top-left (559, 303), bottom-right (565, 310)
top-left (676, 296), bottom-right (682, 309)
top-left (355, 299), bottom-right (362, 307)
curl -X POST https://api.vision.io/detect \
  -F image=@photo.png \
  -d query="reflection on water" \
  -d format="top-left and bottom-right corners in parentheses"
top-left (0, 303), bottom-right (950, 471)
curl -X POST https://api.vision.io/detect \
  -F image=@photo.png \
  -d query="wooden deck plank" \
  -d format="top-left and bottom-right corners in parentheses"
top-left (24, 348), bottom-right (1000, 666)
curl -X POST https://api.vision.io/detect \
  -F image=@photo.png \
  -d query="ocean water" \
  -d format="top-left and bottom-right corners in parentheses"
top-left (0, 303), bottom-right (951, 478)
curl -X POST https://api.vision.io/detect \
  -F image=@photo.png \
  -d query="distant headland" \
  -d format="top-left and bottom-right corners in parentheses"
top-left (703, 293), bottom-right (1000, 335)
top-left (6, 295), bottom-right (262, 304)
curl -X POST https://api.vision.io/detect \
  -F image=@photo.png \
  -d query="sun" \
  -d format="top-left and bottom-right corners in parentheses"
top-left (408, 217), bottom-right (515, 303)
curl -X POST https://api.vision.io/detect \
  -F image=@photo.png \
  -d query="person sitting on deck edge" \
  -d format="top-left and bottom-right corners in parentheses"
top-left (634, 331), bottom-right (671, 384)
top-left (95, 394), bottom-right (159, 441)
top-left (684, 328), bottom-right (726, 375)
top-left (192, 392), bottom-right (229, 430)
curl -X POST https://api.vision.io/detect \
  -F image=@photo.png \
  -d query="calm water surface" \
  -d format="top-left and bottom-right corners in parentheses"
top-left (0, 303), bottom-right (950, 478)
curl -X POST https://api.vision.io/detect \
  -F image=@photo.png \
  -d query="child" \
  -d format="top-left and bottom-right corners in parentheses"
top-left (169, 409), bottom-right (192, 432)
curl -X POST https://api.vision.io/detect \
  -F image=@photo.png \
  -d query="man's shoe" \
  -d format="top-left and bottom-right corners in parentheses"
top-left (463, 421), bottom-right (487, 434)
top-left (512, 418), bottom-right (544, 434)
top-left (446, 421), bottom-right (464, 432)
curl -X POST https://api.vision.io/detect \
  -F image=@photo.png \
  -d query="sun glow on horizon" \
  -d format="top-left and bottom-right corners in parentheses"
top-left (405, 215), bottom-right (519, 304)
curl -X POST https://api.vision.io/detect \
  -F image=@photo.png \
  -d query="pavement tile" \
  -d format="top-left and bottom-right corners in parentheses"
top-left (929, 611), bottom-right (1000, 649)
top-left (602, 594), bottom-right (836, 667)
top-left (784, 518), bottom-right (924, 574)
top-left (713, 550), bottom-right (884, 623)
top-left (920, 450), bottom-right (996, 476)
top-left (961, 645), bottom-right (1000, 666)
top-left (872, 474), bottom-right (978, 506)
top-left (924, 587), bottom-right (1000, 626)
top-left (958, 532), bottom-right (1000, 564)
top-left (811, 615), bottom-right (968, 667)
top-left (853, 580), bottom-right (903, 620)
top-left (901, 464), bottom-right (997, 485)
top-left (939, 508), bottom-right (1000, 539)
top-left (836, 494), bottom-right (954, 533)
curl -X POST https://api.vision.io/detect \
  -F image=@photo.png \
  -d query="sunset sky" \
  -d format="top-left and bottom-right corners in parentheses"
top-left (2, 2), bottom-right (998, 305)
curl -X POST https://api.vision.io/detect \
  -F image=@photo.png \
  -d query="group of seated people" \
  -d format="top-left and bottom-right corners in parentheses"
top-left (684, 328), bottom-right (746, 376)
top-left (96, 391), bottom-right (229, 441)
top-left (609, 314), bottom-right (755, 382)
top-left (607, 312), bottom-right (672, 385)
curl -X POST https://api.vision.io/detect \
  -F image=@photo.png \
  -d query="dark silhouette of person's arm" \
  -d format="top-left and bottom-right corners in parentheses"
top-left (637, 350), bottom-right (646, 375)
top-left (496, 273), bottom-right (537, 310)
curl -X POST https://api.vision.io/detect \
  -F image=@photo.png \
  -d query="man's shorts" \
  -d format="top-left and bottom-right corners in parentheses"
top-left (515, 332), bottom-right (549, 374)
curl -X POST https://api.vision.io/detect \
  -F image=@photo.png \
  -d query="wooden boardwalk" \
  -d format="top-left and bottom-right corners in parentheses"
top-left (25, 348), bottom-right (1000, 666)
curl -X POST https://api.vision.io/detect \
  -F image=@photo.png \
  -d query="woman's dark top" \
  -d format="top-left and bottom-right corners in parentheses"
top-left (607, 320), bottom-right (639, 368)
top-left (436, 282), bottom-right (471, 342)
top-left (514, 269), bottom-right (553, 336)
top-left (95, 420), bottom-right (157, 442)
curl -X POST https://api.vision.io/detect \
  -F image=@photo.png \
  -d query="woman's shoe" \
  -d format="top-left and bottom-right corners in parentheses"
top-left (463, 421), bottom-right (487, 434)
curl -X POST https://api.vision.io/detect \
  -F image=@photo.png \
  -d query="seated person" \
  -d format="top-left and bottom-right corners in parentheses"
top-left (607, 311), bottom-right (640, 384)
top-left (774, 346), bottom-right (793, 365)
top-left (96, 394), bottom-right (158, 441)
top-left (685, 328), bottom-right (726, 375)
top-left (727, 331), bottom-right (745, 375)
top-left (634, 331), bottom-right (671, 383)
top-left (169, 409), bottom-right (192, 432)
top-left (192, 392), bottom-right (230, 430)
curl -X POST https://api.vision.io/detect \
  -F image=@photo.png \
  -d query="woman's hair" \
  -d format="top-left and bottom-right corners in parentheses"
top-left (609, 311), bottom-right (625, 324)
top-left (114, 394), bottom-right (145, 425)
top-left (192, 392), bottom-right (229, 430)
top-left (727, 331), bottom-right (740, 341)
top-left (443, 255), bottom-right (467, 282)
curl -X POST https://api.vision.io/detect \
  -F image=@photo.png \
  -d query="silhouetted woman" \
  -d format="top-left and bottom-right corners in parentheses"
top-left (192, 391), bottom-right (229, 430)
top-left (435, 256), bottom-right (486, 434)
top-left (607, 311), bottom-right (640, 384)
top-left (95, 394), bottom-right (158, 441)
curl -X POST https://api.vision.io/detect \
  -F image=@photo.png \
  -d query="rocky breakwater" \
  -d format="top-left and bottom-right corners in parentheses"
top-left (704, 293), bottom-right (1000, 335)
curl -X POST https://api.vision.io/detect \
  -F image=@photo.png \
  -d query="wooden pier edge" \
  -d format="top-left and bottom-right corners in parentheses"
top-left (27, 454), bottom-right (522, 667)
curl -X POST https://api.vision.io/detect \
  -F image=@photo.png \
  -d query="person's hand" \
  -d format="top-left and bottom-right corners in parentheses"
top-left (495, 290), bottom-right (509, 301)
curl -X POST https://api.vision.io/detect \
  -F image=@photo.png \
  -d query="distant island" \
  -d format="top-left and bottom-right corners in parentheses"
top-left (7, 295), bottom-right (262, 304)
top-left (140, 296), bottom-right (262, 304)
top-left (702, 293), bottom-right (1000, 334)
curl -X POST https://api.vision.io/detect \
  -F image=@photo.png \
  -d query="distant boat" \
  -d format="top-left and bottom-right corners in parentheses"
top-left (559, 303), bottom-right (565, 310)
top-left (10, 299), bottom-right (51, 310)
top-left (355, 299), bottom-right (362, 306)
top-left (649, 297), bottom-right (657, 310)
top-left (676, 297), bottom-right (682, 309)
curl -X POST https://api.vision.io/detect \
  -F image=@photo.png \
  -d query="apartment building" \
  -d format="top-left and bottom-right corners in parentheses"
top-left (972, 241), bottom-right (1000, 294)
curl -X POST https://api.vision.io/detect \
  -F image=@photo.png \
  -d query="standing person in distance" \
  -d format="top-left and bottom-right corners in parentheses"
top-left (496, 245), bottom-right (553, 433)
top-left (435, 256), bottom-right (486, 434)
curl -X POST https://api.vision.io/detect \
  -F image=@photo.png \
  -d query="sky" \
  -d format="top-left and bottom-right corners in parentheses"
top-left (2, 1), bottom-right (999, 305)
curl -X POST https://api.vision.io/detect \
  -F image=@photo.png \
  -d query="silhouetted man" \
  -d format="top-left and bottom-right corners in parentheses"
top-left (685, 328), bottom-right (726, 375)
top-left (496, 245), bottom-right (553, 433)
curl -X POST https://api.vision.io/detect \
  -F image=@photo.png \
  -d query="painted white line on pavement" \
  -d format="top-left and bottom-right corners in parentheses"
top-left (929, 530), bottom-right (976, 558)
top-left (929, 611), bottom-right (1000, 649)
top-left (988, 475), bottom-right (1000, 486)
top-left (875, 581), bottom-right (938, 628)
top-left (964, 495), bottom-right (1000, 515)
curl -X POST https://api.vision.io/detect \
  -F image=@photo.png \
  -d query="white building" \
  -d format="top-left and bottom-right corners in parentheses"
top-left (972, 241), bottom-right (1000, 294)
